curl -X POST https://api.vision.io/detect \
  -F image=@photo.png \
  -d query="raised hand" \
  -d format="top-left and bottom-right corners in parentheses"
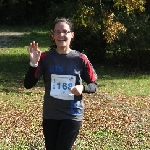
top-left (27, 41), bottom-right (41, 64)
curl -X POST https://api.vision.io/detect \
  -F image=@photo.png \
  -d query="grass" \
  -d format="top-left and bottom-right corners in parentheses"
top-left (0, 27), bottom-right (150, 150)
top-left (97, 66), bottom-right (150, 96)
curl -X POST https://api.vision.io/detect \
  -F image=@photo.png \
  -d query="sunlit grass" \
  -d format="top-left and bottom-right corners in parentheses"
top-left (98, 77), bottom-right (150, 96)
top-left (96, 66), bottom-right (150, 97)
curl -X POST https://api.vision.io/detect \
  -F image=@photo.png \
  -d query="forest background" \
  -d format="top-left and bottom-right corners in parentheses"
top-left (0, 0), bottom-right (150, 69)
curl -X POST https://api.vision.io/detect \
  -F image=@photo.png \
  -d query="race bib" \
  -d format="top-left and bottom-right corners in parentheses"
top-left (50, 74), bottom-right (76, 100)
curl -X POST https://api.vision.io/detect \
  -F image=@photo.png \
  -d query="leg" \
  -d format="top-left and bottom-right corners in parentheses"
top-left (55, 120), bottom-right (82, 150)
top-left (42, 119), bottom-right (61, 150)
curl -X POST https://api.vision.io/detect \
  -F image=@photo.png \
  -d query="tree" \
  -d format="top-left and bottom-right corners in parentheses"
top-left (74, 0), bottom-right (146, 43)
top-left (70, 0), bottom-right (149, 66)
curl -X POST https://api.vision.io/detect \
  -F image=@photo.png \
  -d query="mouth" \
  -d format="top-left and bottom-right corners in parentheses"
top-left (58, 39), bottom-right (66, 42)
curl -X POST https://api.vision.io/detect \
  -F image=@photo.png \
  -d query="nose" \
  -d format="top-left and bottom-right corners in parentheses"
top-left (59, 32), bottom-right (66, 36)
top-left (59, 32), bottom-right (64, 36)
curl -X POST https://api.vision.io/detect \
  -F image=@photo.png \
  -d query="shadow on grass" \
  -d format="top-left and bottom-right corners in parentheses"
top-left (0, 54), bottom-right (28, 88)
top-left (0, 54), bottom-right (150, 91)
top-left (0, 54), bottom-right (44, 92)
top-left (18, 32), bottom-right (51, 48)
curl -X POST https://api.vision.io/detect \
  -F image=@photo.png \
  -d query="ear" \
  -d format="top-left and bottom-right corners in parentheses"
top-left (71, 32), bottom-right (74, 39)
top-left (49, 30), bottom-right (54, 40)
top-left (51, 34), bottom-right (54, 39)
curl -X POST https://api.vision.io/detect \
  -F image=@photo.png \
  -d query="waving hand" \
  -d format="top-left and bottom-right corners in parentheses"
top-left (27, 41), bottom-right (41, 64)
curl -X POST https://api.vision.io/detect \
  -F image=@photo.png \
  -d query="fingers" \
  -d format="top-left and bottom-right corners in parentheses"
top-left (32, 41), bottom-right (38, 49)
top-left (32, 41), bottom-right (35, 47)
top-left (26, 41), bottom-right (40, 56)
top-left (35, 42), bottom-right (38, 49)
top-left (29, 41), bottom-right (39, 52)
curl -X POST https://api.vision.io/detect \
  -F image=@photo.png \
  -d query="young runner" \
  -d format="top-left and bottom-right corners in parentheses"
top-left (24, 17), bottom-right (98, 150)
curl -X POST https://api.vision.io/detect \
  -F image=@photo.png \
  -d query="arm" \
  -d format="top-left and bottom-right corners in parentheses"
top-left (70, 82), bottom-right (97, 96)
top-left (80, 53), bottom-right (98, 93)
top-left (24, 66), bottom-right (38, 89)
top-left (70, 53), bottom-right (98, 95)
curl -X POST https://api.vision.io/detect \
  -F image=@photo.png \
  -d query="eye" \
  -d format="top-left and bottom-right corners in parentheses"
top-left (63, 31), bottom-right (68, 34)
top-left (54, 30), bottom-right (72, 35)
top-left (54, 31), bottom-right (61, 35)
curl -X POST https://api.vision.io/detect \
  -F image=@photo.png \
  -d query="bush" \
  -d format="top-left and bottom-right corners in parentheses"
top-left (106, 12), bottom-right (150, 70)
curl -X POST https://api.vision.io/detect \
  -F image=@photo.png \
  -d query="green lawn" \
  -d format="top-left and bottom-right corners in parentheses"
top-left (0, 27), bottom-right (149, 150)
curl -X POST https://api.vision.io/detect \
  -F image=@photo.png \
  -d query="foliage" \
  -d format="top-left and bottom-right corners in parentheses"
top-left (102, 12), bottom-right (126, 43)
top-left (114, 0), bottom-right (146, 13)
top-left (0, 0), bottom-right (52, 25)
top-left (72, 0), bottom-right (149, 66)
top-left (74, 0), bottom-right (146, 42)
top-left (0, 0), bottom-right (149, 67)
top-left (106, 13), bottom-right (150, 70)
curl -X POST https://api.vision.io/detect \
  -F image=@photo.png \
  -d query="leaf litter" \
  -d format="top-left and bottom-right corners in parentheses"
top-left (0, 87), bottom-right (149, 149)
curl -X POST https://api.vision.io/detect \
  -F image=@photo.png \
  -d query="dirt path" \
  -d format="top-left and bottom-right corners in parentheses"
top-left (0, 32), bottom-right (29, 48)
